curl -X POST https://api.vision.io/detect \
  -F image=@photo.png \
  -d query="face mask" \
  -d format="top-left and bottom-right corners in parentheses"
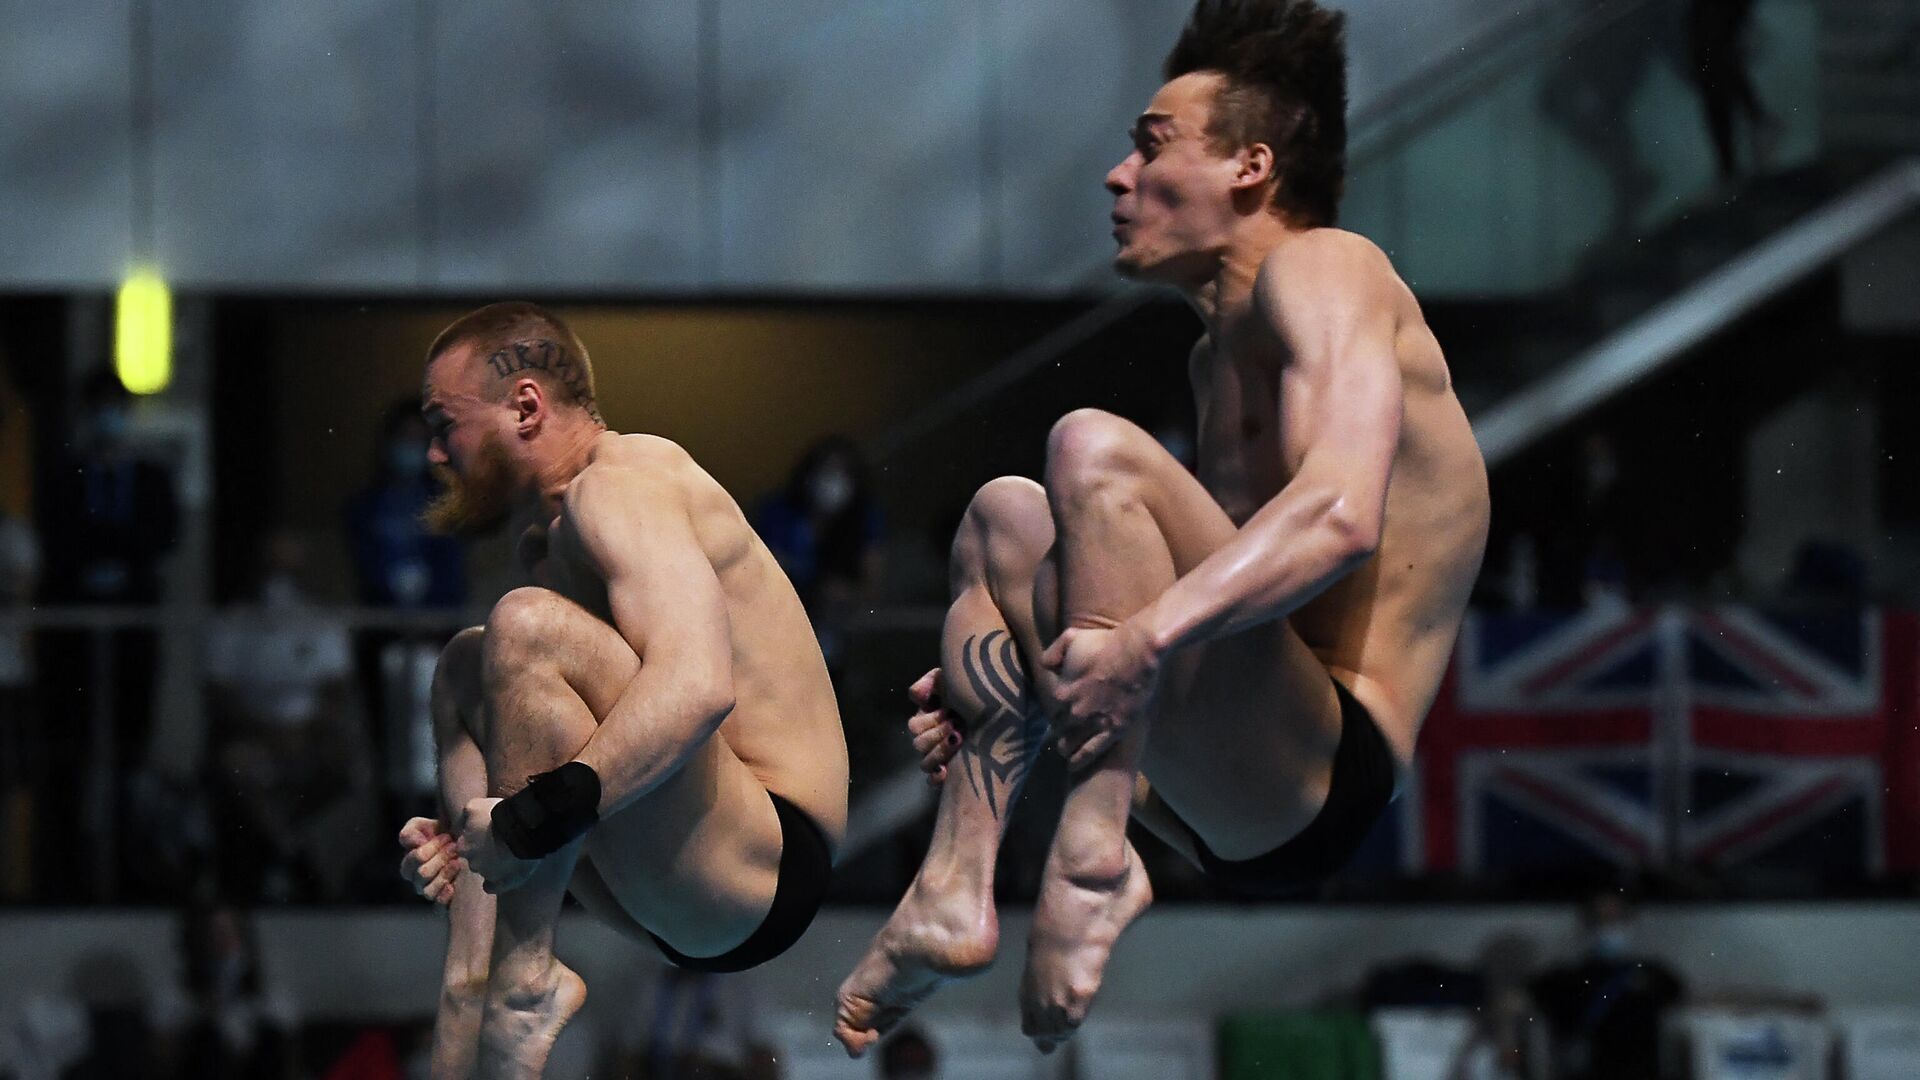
top-left (217, 952), bottom-right (249, 996)
top-left (388, 442), bottom-right (425, 476)
top-left (1157, 430), bottom-right (1196, 469)
top-left (1587, 449), bottom-right (1619, 491)
top-left (260, 573), bottom-right (301, 609)
top-left (808, 471), bottom-right (855, 515)
top-left (93, 406), bottom-right (129, 444)
top-left (1590, 925), bottom-right (1630, 960)
top-left (387, 560), bottom-right (430, 605)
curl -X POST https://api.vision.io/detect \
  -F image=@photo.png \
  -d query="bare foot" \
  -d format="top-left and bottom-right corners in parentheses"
top-left (476, 959), bottom-right (587, 1080)
top-left (834, 873), bottom-right (999, 1057)
top-left (1019, 842), bottom-right (1152, 1053)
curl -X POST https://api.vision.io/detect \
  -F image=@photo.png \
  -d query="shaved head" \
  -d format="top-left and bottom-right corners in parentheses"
top-left (417, 302), bottom-right (608, 537)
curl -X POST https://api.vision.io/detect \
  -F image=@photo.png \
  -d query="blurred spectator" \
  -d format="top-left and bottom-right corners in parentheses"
top-left (1444, 933), bottom-right (1543, 1080)
top-left (1578, 432), bottom-right (1630, 603)
top-left (1530, 891), bottom-right (1685, 1080)
top-left (344, 399), bottom-right (465, 610)
top-left (754, 436), bottom-right (886, 678)
top-left (64, 949), bottom-right (159, 1080)
top-left (1495, 532), bottom-right (1540, 611)
top-left (0, 482), bottom-right (40, 900)
top-left (1780, 538), bottom-right (1868, 607)
top-left (754, 436), bottom-right (885, 610)
top-left (202, 532), bottom-right (371, 901)
top-left (1151, 403), bottom-right (1198, 473)
top-left (151, 901), bottom-right (299, 1080)
top-left (1539, 2), bottom-right (1674, 243)
top-left (33, 367), bottom-right (179, 899)
top-left (596, 966), bottom-right (768, 1080)
top-left (1154, 423), bottom-right (1196, 471)
top-left (878, 1025), bottom-right (939, 1080)
top-left (1, 993), bottom-right (91, 1080)
top-left (344, 399), bottom-right (467, 828)
top-left (37, 367), bottom-right (179, 606)
top-left (1687, 0), bottom-right (1777, 181)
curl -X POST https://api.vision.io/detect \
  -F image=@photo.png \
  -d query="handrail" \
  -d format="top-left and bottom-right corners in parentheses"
top-left (864, 287), bottom-right (1159, 462)
top-left (1473, 158), bottom-right (1920, 467)
top-left (867, 0), bottom-right (1642, 464)
top-left (1, 605), bottom-right (480, 633)
top-left (0, 602), bottom-right (946, 635)
top-left (11, 599), bottom-right (945, 898)
top-left (1347, 0), bottom-right (1663, 163)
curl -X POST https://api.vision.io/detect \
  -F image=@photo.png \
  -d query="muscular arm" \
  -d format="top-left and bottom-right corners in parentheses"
top-left (1138, 236), bottom-right (1403, 655)
top-left (564, 467), bottom-right (737, 817)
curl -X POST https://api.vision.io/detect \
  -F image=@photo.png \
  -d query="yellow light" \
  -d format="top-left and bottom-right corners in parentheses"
top-left (115, 269), bottom-right (172, 395)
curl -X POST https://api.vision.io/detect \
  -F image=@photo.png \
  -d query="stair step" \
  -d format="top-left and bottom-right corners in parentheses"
top-left (1822, 0), bottom-right (1920, 24)
top-left (1822, 72), bottom-right (1920, 96)
top-left (1821, 26), bottom-right (1920, 49)
top-left (1827, 117), bottom-right (1920, 143)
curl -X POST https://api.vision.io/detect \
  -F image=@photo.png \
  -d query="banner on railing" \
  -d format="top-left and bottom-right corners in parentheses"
top-left (1349, 606), bottom-right (1920, 882)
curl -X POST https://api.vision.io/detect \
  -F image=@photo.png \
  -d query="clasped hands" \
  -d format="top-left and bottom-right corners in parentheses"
top-left (397, 798), bottom-right (542, 903)
top-left (911, 617), bottom-right (1163, 777)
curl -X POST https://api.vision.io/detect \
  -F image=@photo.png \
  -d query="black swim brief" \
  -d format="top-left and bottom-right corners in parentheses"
top-left (1182, 677), bottom-right (1397, 898)
top-left (648, 791), bottom-right (833, 973)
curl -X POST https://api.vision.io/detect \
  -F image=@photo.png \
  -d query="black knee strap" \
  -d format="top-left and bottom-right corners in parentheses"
top-left (494, 761), bottom-right (602, 860)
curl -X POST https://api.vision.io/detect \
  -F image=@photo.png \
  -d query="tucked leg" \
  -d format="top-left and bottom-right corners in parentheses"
top-left (835, 477), bottom-right (1058, 1057)
top-left (468, 590), bottom-right (607, 1080)
top-left (1020, 409), bottom-right (1344, 1050)
top-left (467, 587), bottom-right (787, 1079)
top-left (424, 627), bottom-right (496, 1080)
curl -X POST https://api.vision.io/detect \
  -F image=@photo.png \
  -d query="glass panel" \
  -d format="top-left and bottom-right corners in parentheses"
top-left (1344, 0), bottom-right (1835, 404)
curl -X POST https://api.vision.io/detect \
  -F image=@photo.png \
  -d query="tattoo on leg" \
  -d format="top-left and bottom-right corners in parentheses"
top-left (957, 630), bottom-right (1049, 820)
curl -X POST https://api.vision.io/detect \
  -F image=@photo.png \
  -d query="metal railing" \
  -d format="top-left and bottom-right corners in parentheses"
top-left (2, 605), bottom-right (478, 899)
top-left (1, 601), bottom-right (948, 899)
top-left (1473, 158), bottom-right (1920, 466)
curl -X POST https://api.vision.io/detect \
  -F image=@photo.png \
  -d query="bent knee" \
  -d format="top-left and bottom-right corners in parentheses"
top-left (437, 626), bottom-right (486, 676)
top-left (483, 587), bottom-right (574, 672)
top-left (952, 476), bottom-right (1053, 591)
top-left (963, 477), bottom-right (1052, 557)
top-left (432, 626), bottom-right (486, 698)
top-left (1046, 408), bottom-right (1151, 489)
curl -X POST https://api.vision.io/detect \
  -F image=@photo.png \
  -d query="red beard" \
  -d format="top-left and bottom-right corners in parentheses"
top-left (422, 436), bottom-right (514, 536)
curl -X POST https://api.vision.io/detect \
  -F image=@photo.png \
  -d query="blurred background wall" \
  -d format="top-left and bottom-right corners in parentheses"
top-left (3, 0), bottom-right (1919, 1076)
top-left (0, 0), bottom-right (1668, 295)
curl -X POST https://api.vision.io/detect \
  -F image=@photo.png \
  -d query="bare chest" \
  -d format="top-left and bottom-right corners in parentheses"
top-left (1193, 347), bottom-right (1300, 525)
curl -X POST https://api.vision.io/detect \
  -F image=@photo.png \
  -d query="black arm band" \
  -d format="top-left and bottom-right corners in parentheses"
top-left (494, 761), bottom-right (602, 860)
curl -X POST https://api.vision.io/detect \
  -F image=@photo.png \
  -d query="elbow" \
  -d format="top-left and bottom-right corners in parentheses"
top-left (1324, 502), bottom-right (1383, 564)
top-left (649, 642), bottom-right (736, 736)
top-left (692, 677), bottom-right (737, 729)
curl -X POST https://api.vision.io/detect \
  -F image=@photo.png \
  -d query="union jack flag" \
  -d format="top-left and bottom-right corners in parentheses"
top-left (1341, 605), bottom-right (1920, 883)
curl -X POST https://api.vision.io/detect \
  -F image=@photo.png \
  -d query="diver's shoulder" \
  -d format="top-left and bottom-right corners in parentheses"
top-left (568, 434), bottom-right (695, 505)
top-left (1258, 226), bottom-right (1392, 281)
top-left (601, 431), bottom-right (692, 465)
